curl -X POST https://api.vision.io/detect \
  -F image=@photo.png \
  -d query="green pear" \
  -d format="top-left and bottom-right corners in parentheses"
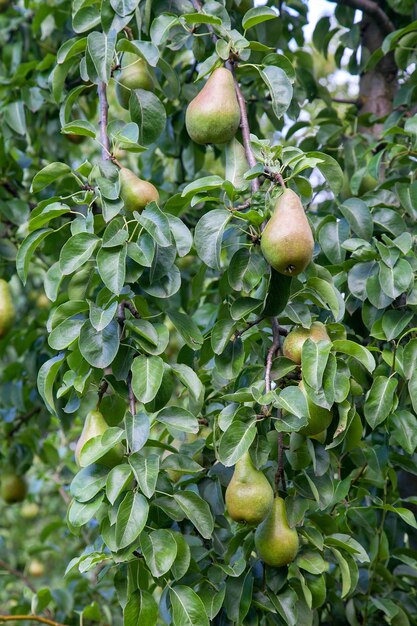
top-left (261, 189), bottom-right (314, 276)
top-left (1, 474), bottom-right (27, 504)
top-left (116, 53), bottom-right (154, 109)
top-left (119, 167), bottom-right (159, 213)
top-left (225, 451), bottom-right (274, 525)
top-left (0, 279), bottom-right (15, 338)
top-left (185, 67), bottom-right (241, 145)
top-left (255, 496), bottom-right (299, 567)
top-left (283, 321), bottom-right (330, 364)
top-left (75, 410), bottom-right (124, 467)
top-left (20, 502), bottom-right (40, 519)
top-left (27, 559), bottom-right (45, 577)
top-left (298, 381), bottom-right (333, 437)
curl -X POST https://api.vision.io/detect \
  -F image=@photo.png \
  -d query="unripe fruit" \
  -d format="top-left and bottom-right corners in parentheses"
top-left (1, 474), bottom-right (27, 504)
top-left (283, 322), bottom-right (330, 365)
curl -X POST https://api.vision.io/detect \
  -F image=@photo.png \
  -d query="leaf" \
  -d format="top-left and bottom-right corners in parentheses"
top-left (123, 590), bottom-right (158, 626)
top-left (302, 339), bottom-right (332, 392)
top-left (259, 65), bottom-right (293, 119)
top-left (340, 198), bottom-right (373, 239)
top-left (140, 529), bottom-right (177, 577)
top-left (173, 491), bottom-right (214, 539)
top-left (171, 364), bottom-right (204, 402)
top-left (276, 386), bottom-right (309, 418)
top-left (131, 355), bottom-right (164, 403)
top-left (129, 89), bottom-right (166, 145)
top-left (129, 453), bottom-right (159, 498)
top-left (242, 6), bottom-right (278, 30)
top-left (31, 162), bottom-right (71, 193)
top-left (218, 420), bottom-right (257, 466)
top-left (106, 464), bottom-right (133, 505)
top-left (330, 548), bottom-right (352, 598)
top-left (332, 340), bottom-right (376, 373)
top-left (68, 496), bottom-right (104, 528)
top-left (167, 310), bottom-right (204, 350)
top-left (306, 151), bottom-right (344, 195)
top-left (70, 465), bottom-right (108, 503)
top-left (37, 353), bottom-right (65, 414)
top-left (59, 233), bottom-right (99, 275)
top-left (156, 407), bottom-right (199, 434)
top-left (115, 492), bottom-right (149, 549)
top-left (125, 412), bottom-right (150, 453)
top-left (110, 0), bottom-right (139, 17)
top-left (48, 318), bottom-right (84, 350)
top-left (96, 245), bottom-right (127, 294)
top-left (79, 320), bottom-right (120, 368)
top-left (225, 139), bottom-right (249, 189)
top-left (364, 376), bottom-right (398, 429)
top-left (17, 229), bottom-right (53, 284)
top-left (170, 586), bottom-right (209, 626)
top-left (194, 209), bottom-right (232, 270)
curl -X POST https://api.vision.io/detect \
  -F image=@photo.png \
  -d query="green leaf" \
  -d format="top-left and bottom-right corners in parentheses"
top-left (173, 491), bottom-right (214, 539)
top-left (364, 376), bottom-right (398, 428)
top-left (171, 531), bottom-right (191, 580)
top-left (17, 229), bottom-right (53, 284)
top-left (194, 209), bottom-right (232, 270)
top-left (218, 420), bottom-right (257, 466)
top-left (170, 586), bottom-right (209, 626)
top-left (302, 339), bottom-right (332, 392)
top-left (340, 198), bottom-right (373, 239)
top-left (61, 119), bottom-right (96, 138)
top-left (306, 151), bottom-right (344, 194)
top-left (37, 353), bottom-right (65, 414)
top-left (48, 318), bottom-right (84, 350)
top-left (140, 529), bottom-right (177, 577)
top-left (68, 496), bottom-right (104, 528)
top-left (79, 427), bottom-right (124, 466)
top-left (125, 412), bottom-right (150, 453)
top-left (171, 364), bottom-right (204, 402)
top-left (59, 233), bottom-right (99, 276)
top-left (79, 319), bottom-right (120, 368)
top-left (115, 492), bottom-right (149, 549)
top-left (31, 162), bottom-right (71, 193)
top-left (259, 65), bottom-right (293, 119)
top-left (70, 465), bottom-right (108, 503)
top-left (106, 464), bottom-right (133, 505)
top-left (123, 590), bottom-right (158, 626)
top-left (379, 259), bottom-right (413, 299)
top-left (389, 410), bottom-right (417, 454)
top-left (131, 355), bottom-right (164, 403)
top-left (167, 310), bottom-right (204, 350)
top-left (156, 407), bottom-right (199, 434)
top-left (332, 340), bottom-right (376, 373)
top-left (330, 548), bottom-right (352, 598)
top-left (96, 245), bottom-right (127, 294)
top-left (242, 6), bottom-right (278, 30)
top-left (296, 551), bottom-right (329, 574)
top-left (110, 0), bottom-right (139, 17)
top-left (129, 89), bottom-right (166, 145)
top-left (129, 453), bottom-right (159, 498)
top-left (276, 386), bottom-right (309, 418)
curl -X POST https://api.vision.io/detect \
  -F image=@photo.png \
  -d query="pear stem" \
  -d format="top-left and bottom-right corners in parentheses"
top-left (97, 81), bottom-right (110, 160)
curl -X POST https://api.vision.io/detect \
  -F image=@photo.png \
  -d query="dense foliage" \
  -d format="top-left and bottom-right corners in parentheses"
top-left (2, 0), bottom-right (417, 624)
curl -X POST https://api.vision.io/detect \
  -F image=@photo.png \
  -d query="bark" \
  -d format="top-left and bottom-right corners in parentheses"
top-left (358, 13), bottom-right (397, 137)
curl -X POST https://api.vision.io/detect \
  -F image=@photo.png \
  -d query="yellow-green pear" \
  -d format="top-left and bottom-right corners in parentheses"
top-left (75, 410), bottom-right (124, 467)
top-left (298, 381), bottom-right (333, 437)
top-left (261, 189), bottom-right (314, 276)
top-left (1, 474), bottom-right (27, 504)
top-left (225, 451), bottom-right (274, 525)
top-left (0, 279), bottom-right (15, 338)
top-left (283, 322), bottom-right (330, 365)
top-left (27, 559), bottom-right (45, 577)
top-left (119, 167), bottom-right (159, 213)
top-left (21, 502), bottom-right (40, 519)
top-left (255, 496), bottom-right (299, 567)
top-left (185, 67), bottom-right (241, 145)
top-left (116, 53), bottom-right (154, 109)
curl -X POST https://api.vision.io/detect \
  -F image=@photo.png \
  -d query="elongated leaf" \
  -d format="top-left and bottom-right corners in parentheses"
top-left (115, 492), bottom-right (149, 549)
top-left (173, 491), bottom-right (214, 539)
top-left (131, 355), bottom-right (164, 403)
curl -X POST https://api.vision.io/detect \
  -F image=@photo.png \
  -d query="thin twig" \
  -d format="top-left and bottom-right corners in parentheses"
top-left (117, 300), bottom-right (141, 327)
top-left (0, 560), bottom-right (37, 594)
top-left (328, 0), bottom-right (394, 33)
top-left (264, 167), bottom-right (286, 189)
top-left (276, 430), bottom-right (286, 493)
top-left (127, 373), bottom-right (136, 418)
top-left (264, 318), bottom-right (281, 395)
top-left (332, 97), bottom-right (361, 105)
top-left (97, 82), bottom-right (110, 160)
top-left (0, 616), bottom-right (68, 626)
top-left (97, 380), bottom-right (109, 407)
top-left (7, 408), bottom-right (41, 438)
top-left (230, 68), bottom-right (260, 194)
top-left (234, 316), bottom-right (265, 339)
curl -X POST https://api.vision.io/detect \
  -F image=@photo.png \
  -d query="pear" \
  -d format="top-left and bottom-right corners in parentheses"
top-left (120, 167), bottom-right (159, 212)
top-left (21, 502), bottom-right (40, 519)
top-left (185, 67), bottom-right (241, 145)
top-left (75, 410), bottom-right (124, 467)
top-left (119, 167), bottom-right (159, 213)
top-left (116, 53), bottom-right (154, 109)
top-left (283, 321), bottom-right (330, 365)
top-left (0, 279), bottom-right (15, 338)
top-left (225, 451), bottom-right (274, 525)
top-left (1, 474), bottom-right (27, 504)
top-left (27, 559), bottom-right (45, 577)
top-left (298, 381), bottom-right (333, 437)
top-left (261, 189), bottom-right (314, 276)
top-left (255, 496), bottom-right (299, 567)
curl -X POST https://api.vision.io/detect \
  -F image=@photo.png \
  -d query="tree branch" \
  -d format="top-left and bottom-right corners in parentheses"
top-left (0, 616), bottom-right (68, 626)
top-left (327, 0), bottom-right (395, 34)
top-left (264, 167), bottom-right (286, 189)
top-left (0, 559), bottom-right (37, 594)
top-left (7, 407), bottom-right (41, 438)
top-left (230, 67), bottom-right (260, 194)
top-left (97, 82), bottom-right (110, 160)
top-left (275, 430), bottom-right (286, 493)
top-left (127, 372), bottom-right (136, 419)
